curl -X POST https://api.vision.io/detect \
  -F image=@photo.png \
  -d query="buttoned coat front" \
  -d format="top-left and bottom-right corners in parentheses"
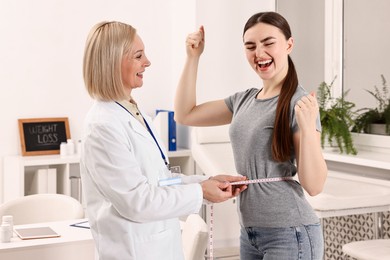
top-left (80, 101), bottom-right (205, 260)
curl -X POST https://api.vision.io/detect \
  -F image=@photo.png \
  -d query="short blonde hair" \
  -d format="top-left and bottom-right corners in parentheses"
top-left (83, 21), bottom-right (136, 101)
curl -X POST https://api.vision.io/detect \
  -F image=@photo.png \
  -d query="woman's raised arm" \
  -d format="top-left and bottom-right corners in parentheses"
top-left (174, 26), bottom-right (232, 126)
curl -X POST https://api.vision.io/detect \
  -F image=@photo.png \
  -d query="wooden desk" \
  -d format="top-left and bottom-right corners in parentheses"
top-left (0, 219), bottom-right (95, 260)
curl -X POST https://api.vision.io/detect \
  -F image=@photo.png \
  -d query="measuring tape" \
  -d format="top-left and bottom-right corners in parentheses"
top-left (207, 176), bottom-right (294, 259)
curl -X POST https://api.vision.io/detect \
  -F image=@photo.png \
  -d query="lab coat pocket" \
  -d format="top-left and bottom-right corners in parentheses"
top-left (135, 229), bottom-right (174, 260)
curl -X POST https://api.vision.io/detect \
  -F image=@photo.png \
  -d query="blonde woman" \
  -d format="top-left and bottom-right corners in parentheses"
top-left (81, 21), bottom-right (247, 260)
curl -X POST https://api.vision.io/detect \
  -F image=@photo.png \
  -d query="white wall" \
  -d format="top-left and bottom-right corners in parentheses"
top-left (343, 0), bottom-right (390, 110)
top-left (0, 0), bottom-right (275, 201)
top-left (196, 0), bottom-right (275, 102)
top-left (277, 0), bottom-right (325, 94)
top-left (0, 0), bottom-right (192, 202)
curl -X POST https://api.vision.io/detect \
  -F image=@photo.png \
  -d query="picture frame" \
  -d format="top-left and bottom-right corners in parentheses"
top-left (18, 117), bottom-right (71, 156)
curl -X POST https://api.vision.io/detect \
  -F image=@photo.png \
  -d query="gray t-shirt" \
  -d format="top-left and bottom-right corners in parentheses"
top-left (225, 86), bottom-right (320, 228)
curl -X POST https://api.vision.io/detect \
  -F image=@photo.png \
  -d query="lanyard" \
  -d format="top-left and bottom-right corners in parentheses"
top-left (115, 102), bottom-right (170, 170)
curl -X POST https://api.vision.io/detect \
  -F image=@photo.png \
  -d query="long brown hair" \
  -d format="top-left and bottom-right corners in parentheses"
top-left (243, 12), bottom-right (298, 162)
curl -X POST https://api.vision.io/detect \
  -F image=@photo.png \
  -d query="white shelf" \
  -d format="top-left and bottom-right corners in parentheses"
top-left (5, 154), bottom-right (81, 166)
top-left (167, 148), bottom-right (191, 158)
top-left (3, 155), bottom-right (80, 203)
top-left (322, 133), bottom-right (390, 180)
top-left (2, 149), bottom-right (194, 203)
top-left (167, 149), bottom-right (195, 175)
top-left (323, 149), bottom-right (390, 171)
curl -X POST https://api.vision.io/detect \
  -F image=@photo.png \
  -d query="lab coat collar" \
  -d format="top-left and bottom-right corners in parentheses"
top-left (114, 101), bottom-right (156, 143)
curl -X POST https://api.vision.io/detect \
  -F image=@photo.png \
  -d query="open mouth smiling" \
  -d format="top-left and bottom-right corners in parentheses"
top-left (257, 59), bottom-right (273, 69)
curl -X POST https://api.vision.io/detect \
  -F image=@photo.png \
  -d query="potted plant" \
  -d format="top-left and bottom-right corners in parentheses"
top-left (317, 78), bottom-right (357, 155)
top-left (352, 75), bottom-right (390, 135)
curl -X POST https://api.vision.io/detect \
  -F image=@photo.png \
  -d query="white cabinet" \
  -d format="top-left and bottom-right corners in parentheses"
top-left (3, 154), bottom-right (81, 203)
top-left (167, 149), bottom-right (195, 175)
top-left (2, 149), bottom-right (195, 204)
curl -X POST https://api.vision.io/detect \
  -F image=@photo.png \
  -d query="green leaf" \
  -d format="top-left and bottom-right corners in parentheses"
top-left (317, 77), bottom-right (357, 155)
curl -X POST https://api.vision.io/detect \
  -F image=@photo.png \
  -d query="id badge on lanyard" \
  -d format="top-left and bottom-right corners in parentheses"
top-left (158, 166), bottom-right (182, 186)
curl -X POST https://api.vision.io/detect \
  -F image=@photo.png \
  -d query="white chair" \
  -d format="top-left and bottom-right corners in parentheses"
top-left (181, 214), bottom-right (209, 260)
top-left (0, 193), bottom-right (84, 224)
top-left (191, 125), bottom-right (236, 177)
top-left (342, 239), bottom-right (390, 260)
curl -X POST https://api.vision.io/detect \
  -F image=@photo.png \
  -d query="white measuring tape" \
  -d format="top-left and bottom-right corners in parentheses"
top-left (207, 176), bottom-right (294, 259)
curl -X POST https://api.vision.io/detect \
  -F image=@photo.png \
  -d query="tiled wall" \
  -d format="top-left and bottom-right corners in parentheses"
top-left (322, 211), bottom-right (389, 260)
top-left (383, 211), bottom-right (390, 239)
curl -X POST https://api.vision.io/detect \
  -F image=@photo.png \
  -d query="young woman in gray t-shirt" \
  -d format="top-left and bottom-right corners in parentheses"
top-left (175, 11), bottom-right (327, 260)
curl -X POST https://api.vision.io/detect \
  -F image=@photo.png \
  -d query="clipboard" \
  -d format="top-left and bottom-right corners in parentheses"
top-left (70, 220), bottom-right (90, 229)
top-left (14, 226), bottom-right (60, 240)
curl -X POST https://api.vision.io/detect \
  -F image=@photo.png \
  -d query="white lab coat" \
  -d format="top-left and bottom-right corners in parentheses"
top-left (80, 101), bottom-right (207, 260)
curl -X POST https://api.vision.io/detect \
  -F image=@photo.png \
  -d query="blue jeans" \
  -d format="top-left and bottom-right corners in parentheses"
top-left (240, 223), bottom-right (324, 260)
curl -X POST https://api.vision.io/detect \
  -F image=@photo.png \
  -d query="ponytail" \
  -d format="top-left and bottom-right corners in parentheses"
top-left (272, 56), bottom-right (298, 162)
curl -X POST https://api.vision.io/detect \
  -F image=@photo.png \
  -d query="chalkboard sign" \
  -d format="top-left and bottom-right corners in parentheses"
top-left (18, 118), bottom-right (71, 156)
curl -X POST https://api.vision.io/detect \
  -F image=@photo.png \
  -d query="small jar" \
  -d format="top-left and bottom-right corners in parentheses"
top-left (76, 140), bottom-right (82, 155)
top-left (1, 215), bottom-right (13, 236)
top-left (67, 139), bottom-right (75, 155)
top-left (0, 223), bottom-right (12, 243)
top-left (60, 142), bottom-right (68, 156)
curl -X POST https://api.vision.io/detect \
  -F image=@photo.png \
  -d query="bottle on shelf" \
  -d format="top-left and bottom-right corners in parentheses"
top-left (76, 140), bottom-right (82, 155)
top-left (67, 139), bottom-right (75, 155)
top-left (60, 142), bottom-right (68, 157)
